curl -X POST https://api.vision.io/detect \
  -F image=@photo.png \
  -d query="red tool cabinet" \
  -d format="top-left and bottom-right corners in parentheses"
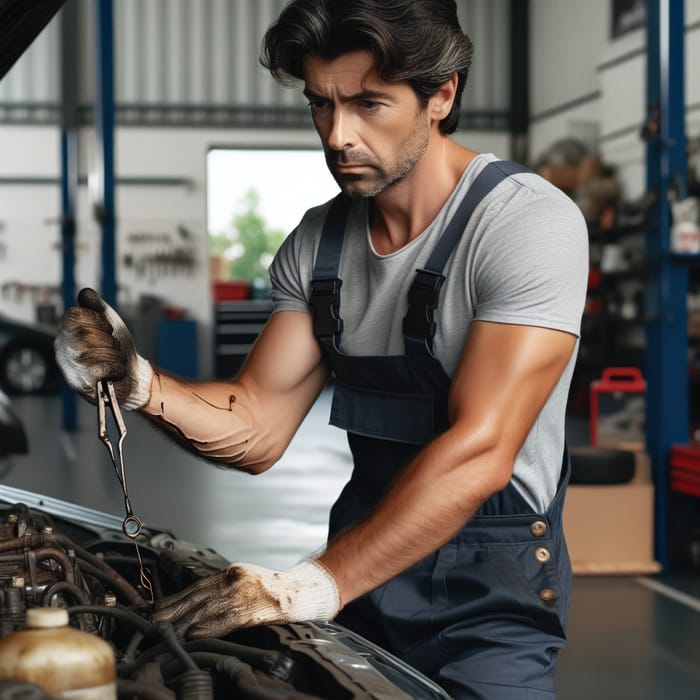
top-left (669, 444), bottom-right (700, 498)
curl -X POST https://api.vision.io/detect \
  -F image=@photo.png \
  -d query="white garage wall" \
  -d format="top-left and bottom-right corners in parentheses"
top-left (530, 0), bottom-right (700, 201)
top-left (0, 127), bottom-right (63, 321)
top-left (530, 0), bottom-right (608, 119)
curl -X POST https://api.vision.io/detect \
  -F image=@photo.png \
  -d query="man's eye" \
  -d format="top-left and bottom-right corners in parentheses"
top-left (360, 100), bottom-right (380, 110)
top-left (307, 100), bottom-right (328, 113)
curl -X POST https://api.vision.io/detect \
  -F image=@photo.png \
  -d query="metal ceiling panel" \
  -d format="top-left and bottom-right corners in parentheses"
top-left (0, 0), bottom-right (511, 130)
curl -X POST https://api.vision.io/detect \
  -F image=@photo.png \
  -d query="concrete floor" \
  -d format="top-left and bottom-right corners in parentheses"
top-left (2, 389), bottom-right (700, 699)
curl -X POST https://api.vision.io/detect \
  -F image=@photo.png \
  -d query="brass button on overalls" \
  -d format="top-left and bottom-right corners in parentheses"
top-left (530, 520), bottom-right (548, 537)
top-left (534, 547), bottom-right (552, 564)
top-left (539, 588), bottom-right (558, 603)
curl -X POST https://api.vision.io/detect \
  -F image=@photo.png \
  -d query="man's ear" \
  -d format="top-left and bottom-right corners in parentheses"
top-left (429, 73), bottom-right (459, 122)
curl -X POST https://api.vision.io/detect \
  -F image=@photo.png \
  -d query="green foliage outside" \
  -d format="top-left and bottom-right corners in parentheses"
top-left (209, 189), bottom-right (286, 281)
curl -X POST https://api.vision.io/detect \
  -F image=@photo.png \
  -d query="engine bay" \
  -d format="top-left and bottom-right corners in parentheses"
top-left (0, 489), bottom-right (450, 700)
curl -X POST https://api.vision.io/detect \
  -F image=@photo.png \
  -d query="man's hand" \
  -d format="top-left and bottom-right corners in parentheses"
top-left (54, 288), bottom-right (153, 409)
top-left (151, 559), bottom-right (340, 639)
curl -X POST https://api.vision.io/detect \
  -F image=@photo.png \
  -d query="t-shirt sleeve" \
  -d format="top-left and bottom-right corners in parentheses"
top-left (471, 183), bottom-right (589, 336)
top-left (268, 227), bottom-right (309, 313)
top-left (268, 202), bottom-right (329, 314)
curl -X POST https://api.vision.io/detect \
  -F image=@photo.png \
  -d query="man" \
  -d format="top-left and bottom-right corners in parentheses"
top-left (55, 1), bottom-right (588, 697)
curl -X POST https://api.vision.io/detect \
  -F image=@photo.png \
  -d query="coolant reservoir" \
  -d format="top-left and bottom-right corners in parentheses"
top-left (0, 607), bottom-right (117, 699)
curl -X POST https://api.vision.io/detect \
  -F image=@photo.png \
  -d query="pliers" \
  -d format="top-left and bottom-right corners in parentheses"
top-left (97, 379), bottom-right (154, 604)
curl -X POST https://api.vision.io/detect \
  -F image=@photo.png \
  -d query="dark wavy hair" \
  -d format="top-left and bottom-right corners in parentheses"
top-left (260, 0), bottom-right (473, 134)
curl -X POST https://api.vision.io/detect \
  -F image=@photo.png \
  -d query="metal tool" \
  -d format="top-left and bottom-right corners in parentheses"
top-left (97, 379), bottom-right (154, 604)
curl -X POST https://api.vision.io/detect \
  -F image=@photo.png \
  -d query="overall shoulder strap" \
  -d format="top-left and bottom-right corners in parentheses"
top-left (403, 160), bottom-right (531, 358)
top-left (309, 194), bottom-right (352, 352)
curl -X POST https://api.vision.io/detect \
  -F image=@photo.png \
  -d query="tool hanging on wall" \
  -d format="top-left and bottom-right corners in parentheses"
top-left (97, 379), bottom-right (154, 604)
top-left (122, 228), bottom-right (197, 281)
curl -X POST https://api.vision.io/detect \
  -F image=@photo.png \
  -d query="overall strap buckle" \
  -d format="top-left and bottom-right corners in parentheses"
top-left (403, 269), bottom-right (445, 356)
top-left (310, 277), bottom-right (344, 347)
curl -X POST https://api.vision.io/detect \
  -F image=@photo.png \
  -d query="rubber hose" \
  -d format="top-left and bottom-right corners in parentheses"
top-left (173, 670), bottom-right (213, 700)
top-left (161, 653), bottom-right (299, 700)
top-left (52, 534), bottom-right (147, 606)
top-left (117, 678), bottom-right (175, 700)
top-left (184, 638), bottom-right (293, 678)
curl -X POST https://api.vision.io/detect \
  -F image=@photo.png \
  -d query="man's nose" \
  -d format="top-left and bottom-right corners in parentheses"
top-left (326, 109), bottom-right (355, 151)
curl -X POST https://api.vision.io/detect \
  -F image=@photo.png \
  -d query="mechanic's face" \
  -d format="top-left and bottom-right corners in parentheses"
top-left (303, 51), bottom-right (431, 198)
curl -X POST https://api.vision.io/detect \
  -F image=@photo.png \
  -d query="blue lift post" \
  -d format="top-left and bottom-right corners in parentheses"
top-left (644, 0), bottom-right (688, 569)
top-left (60, 0), bottom-right (78, 432)
top-left (95, 0), bottom-right (117, 309)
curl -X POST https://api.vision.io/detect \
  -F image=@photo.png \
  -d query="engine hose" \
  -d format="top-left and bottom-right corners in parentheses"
top-left (158, 639), bottom-right (294, 676)
top-left (119, 631), bottom-right (198, 678)
top-left (67, 605), bottom-right (200, 678)
top-left (117, 678), bottom-right (175, 700)
top-left (125, 624), bottom-right (201, 675)
top-left (42, 580), bottom-right (90, 606)
top-left (124, 630), bottom-right (146, 664)
top-left (215, 656), bottom-right (316, 700)
top-left (155, 621), bottom-right (199, 673)
top-left (160, 653), bottom-right (306, 700)
top-left (0, 532), bottom-right (40, 552)
top-left (31, 547), bottom-right (75, 583)
top-left (72, 558), bottom-right (145, 606)
top-left (183, 638), bottom-right (295, 679)
top-left (119, 640), bottom-right (172, 676)
top-left (51, 534), bottom-right (147, 606)
top-left (172, 670), bottom-right (213, 700)
top-left (69, 603), bottom-right (155, 637)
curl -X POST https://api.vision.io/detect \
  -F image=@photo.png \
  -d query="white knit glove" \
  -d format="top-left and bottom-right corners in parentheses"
top-left (152, 559), bottom-right (340, 640)
top-left (54, 288), bottom-right (153, 410)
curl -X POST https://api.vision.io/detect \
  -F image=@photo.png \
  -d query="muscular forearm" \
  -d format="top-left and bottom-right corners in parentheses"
top-left (141, 368), bottom-right (321, 473)
top-left (140, 371), bottom-right (276, 471)
top-left (318, 426), bottom-right (512, 606)
top-left (134, 313), bottom-right (328, 473)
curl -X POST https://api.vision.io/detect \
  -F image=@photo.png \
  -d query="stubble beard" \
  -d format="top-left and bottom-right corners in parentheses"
top-left (327, 108), bottom-right (431, 199)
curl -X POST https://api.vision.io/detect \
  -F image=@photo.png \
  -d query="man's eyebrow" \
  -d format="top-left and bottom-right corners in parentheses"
top-left (303, 88), bottom-right (394, 102)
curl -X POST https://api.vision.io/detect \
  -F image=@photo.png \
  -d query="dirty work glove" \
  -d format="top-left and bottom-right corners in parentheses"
top-left (54, 287), bottom-right (153, 410)
top-left (151, 559), bottom-right (340, 640)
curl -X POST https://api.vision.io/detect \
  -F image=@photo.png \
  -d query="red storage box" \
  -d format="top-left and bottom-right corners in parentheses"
top-left (213, 281), bottom-right (251, 301)
top-left (669, 444), bottom-right (700, 498)
top-left (590, 367), bottom-right (646, 446)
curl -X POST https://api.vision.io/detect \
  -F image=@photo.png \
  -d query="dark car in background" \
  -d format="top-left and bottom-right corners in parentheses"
top-left (0, 314), bottom-right (60, 395)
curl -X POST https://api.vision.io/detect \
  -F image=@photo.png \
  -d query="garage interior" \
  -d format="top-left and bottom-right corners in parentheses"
top-left (0, 1), bottom-right (700, 698)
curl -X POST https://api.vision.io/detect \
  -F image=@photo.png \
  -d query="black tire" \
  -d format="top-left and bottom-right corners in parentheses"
top-left (569, 446), bottom-right (636, 485)
top-left (0, 342), bottom-right (51, 395)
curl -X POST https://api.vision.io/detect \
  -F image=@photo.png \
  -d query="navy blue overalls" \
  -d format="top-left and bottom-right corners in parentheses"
top-left (309, 161), bottom-right (572, 700)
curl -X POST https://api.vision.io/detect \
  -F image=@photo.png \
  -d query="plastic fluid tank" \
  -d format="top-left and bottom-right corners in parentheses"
top-left (0, 607), bottom-right (116, 699)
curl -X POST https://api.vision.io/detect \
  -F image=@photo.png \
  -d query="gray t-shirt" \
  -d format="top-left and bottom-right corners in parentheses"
top-left (269, 153), bottom-right (589, 511)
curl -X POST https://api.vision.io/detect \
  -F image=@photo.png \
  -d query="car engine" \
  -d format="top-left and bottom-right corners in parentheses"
top-left (0, 493), bottom-right (450, 700)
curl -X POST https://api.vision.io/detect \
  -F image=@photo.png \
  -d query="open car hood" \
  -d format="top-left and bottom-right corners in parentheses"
top-left (0, 0), bottom-right (67, 81)
top-left (0, 484), bottom-right (452, 699)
